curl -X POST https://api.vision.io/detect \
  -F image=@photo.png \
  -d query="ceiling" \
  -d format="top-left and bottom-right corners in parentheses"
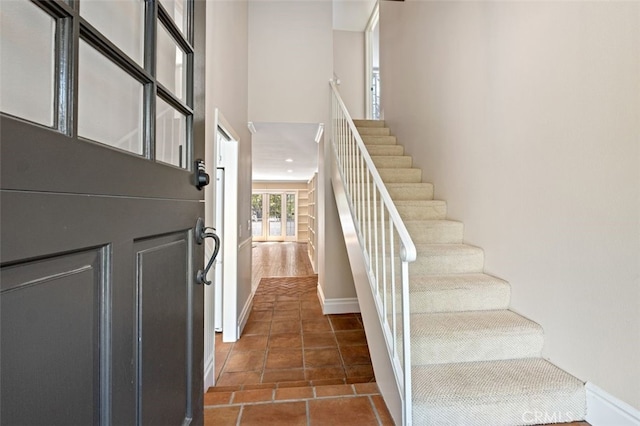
top-left (251, 122), bottom-right (321, 182)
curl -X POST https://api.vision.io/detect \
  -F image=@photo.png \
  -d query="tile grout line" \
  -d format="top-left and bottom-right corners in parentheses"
top-left (367, 394), bottom-right (384, 426)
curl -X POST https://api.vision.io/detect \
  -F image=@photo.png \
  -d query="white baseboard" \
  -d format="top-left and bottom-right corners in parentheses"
top-left (204, 355), bottom-right (215, 391)
top-left (237, 293), bottom-right (253, 337)
top-left (586, 382), bottom-right (640, 426)
top-left (317, 284), bottom-right (360, 314)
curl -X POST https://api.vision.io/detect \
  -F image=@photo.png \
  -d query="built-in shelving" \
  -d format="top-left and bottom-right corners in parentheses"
top-left (307, 173), bottom-right (317, 273)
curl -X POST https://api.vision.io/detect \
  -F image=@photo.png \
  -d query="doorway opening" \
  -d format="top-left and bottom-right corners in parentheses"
top-left (251, 192), bottom-right (298, 242)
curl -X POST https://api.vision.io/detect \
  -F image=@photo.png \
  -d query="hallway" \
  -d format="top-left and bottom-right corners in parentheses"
top-left (204, 242), bottom-right (394, 425)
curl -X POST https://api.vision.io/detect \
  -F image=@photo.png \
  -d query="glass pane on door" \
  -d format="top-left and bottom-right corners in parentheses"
top-left (80, 0), bottom-right (144, 65)
top-left (78, 40), bottom-right (143, 154)
top-left (251, 194), bottom-right (263, 238)
top-left (157, 21), bottom-right (186, 102)
top-left (0, 0), bottom-right (55, 126)
top-left (286, 193), bottom-right (295, 237)
top-left (159, 0), bottom-right (188, 35)
top-left (268, 194), bottom-right (281, 238)
top-left (156, 96), bottom-right (187, 168)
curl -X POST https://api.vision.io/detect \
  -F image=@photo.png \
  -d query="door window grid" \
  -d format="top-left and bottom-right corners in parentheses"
top-left (0, 0), bottom-right (194, 170)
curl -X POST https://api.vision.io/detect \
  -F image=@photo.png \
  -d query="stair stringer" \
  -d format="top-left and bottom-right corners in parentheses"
top-left (330, 146), bottom-right (404, 425)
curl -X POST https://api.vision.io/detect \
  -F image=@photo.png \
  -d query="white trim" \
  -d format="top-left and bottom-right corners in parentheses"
top-left (237, 292), bottom-right (253, 338)
top-left (585, 382), bottom-right (640, 426)
top-left (238, 236), bottom-right (252, 251)
top-left (364, 2), bottom-right (379, 119)
top-left (203, 354), bottom-right (215, 391)
top-left (317, 284), bottom-right (361, 314)
top-left (314, 123), bottom-right (324, 144)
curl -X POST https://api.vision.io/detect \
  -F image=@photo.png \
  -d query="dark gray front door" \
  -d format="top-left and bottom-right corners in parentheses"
top-left (0, 1), bottom-right (207, 424)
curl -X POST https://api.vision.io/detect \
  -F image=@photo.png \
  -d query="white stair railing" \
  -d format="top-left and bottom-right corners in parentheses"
top-left (330, 80), bottom-right (415, 425)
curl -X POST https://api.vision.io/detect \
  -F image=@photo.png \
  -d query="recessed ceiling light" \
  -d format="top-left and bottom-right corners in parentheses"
top-left (285, 158), bottom-right (293, 162)
top-left (287, 169), bottom-right (293, 173)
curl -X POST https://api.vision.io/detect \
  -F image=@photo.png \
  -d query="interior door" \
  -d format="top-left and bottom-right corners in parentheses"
top-left (267, 193), bottom-right (283, 241)
top-left (0, 1), bottom-right (207, 425)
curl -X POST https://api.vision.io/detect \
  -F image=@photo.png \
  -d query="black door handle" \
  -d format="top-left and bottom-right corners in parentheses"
top-left (194, 218), bottom-right (220, 285)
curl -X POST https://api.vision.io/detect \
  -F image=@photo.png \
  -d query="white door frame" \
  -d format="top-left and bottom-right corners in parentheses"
top-left (365, 3), bottom-right (380, 120)
top-left (215, 110), bottom-right (241, 343)
top-left (203, 109), bottom-right (241, 390)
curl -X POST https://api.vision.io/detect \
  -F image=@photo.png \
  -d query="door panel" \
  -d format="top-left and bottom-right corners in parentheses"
top-left (1, 250), bottom-right (103, 426)
top-left (0, 191), bottom-right (204, 425)
top-left (137, 236), bottom-right (189, 425)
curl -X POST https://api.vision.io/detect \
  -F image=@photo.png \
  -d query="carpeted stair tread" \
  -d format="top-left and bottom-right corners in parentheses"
top-left (404, 220), bottom-right (463, 243)
top-left (411, 358), bottom-right (585, 425)
top-left (365, 144), bottom-right (405, 156)
top-left (409, 273), bottom-right (510, 312)
top-left (378, 168), bottom-right (422, 183)
top-left (353, 119), bottom-right (385, 127)
top-left (357, 127), bottom-right (390, 136)
top-left (362, 135), bottom-right (398, 145)
top-left (371, 155), bottom-right (413, 168)
top-left (410, 310), bottom-right (544, 364)
top-left (412, 244), bottom-right (484, 274)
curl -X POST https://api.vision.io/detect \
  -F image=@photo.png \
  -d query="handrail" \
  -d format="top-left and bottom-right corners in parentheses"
top-left (330, 80), bottom-right (416, 263)
top-left (329, 79), bottom-right (414, 425)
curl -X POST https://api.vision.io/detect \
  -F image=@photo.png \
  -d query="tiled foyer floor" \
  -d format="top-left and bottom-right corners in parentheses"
top-left (204, 275), bottom-right (394, 425)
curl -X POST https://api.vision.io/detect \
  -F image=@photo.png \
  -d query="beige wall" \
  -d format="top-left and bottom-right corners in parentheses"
top-left (205, 0), bottom-right (252, 318)
top-left (381, 0), bottom-right (640, 409)
top-left (248, 1), bottom-right (333, 124)
top-left (333, 30), bottom-right (365, 119)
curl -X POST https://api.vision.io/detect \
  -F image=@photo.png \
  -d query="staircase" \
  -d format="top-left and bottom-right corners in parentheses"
top-left (352, 119), bottom-right (586, 425)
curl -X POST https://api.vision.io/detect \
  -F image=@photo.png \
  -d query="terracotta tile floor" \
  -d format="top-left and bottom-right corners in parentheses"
top-left (205, 276), bottom-right (393, 425)
top-left (214, 276), bottom-right (375, 387)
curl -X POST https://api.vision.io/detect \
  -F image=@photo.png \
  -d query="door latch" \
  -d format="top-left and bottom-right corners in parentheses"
top-left (195, 217), bottom-right (220, 285)
top-left (194, 159), bottom-right (210, 190)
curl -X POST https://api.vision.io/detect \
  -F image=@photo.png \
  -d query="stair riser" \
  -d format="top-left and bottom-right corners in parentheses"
top-left (398, 204), bottom-right (447, 220)
top-left (411, 332), bottom-right (544, 365)
top-left (414, 394), bottom-right (585, 426)
top-left (378, 168), bottom-right (422, 183)
top-left (412, 248), bottom-right (484, 274)
top-left (386, 183), bottom-right (433, 200)
top-left (405, 221), bottom-right (463, 244)
top-left (353, 119), bottom-right (385, 128)
top-left (360, 183), bottom-right (434, 201)
top-left (410, 285), bottom-right (510, 313)
top-left (365, 145), bottom-right (405, 156)
top-left (357, 127), bottom-right (390, 136)
top-left (372, 156), bottom-right (413, 168)
top-left (362, 136), bottom-right (398, 145)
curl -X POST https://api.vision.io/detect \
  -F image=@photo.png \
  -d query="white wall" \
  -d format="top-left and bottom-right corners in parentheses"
top-left (205, 0), bottom-right (252, 334)
top-left (248, 1), bottom-right (357, 307)
top-left (380, 0), bottom-right (640, 409)
top-left (333, 30), bottom-right (365, 119)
